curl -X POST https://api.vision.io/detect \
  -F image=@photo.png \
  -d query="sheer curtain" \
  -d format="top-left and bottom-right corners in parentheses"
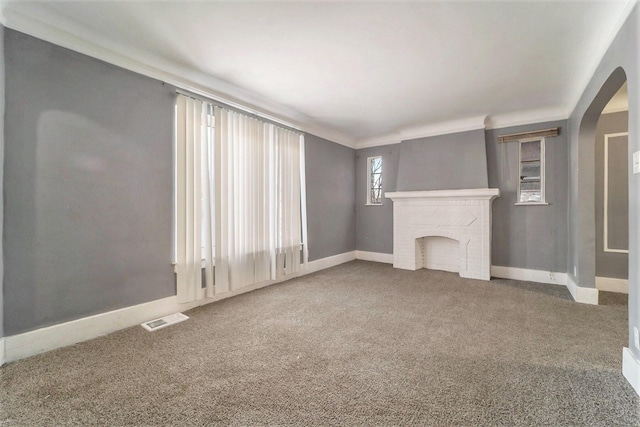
top-left (214, 107), bottom-right (306, 293)
top-left (273, 126), bottom-right (303, 278)
top-left (175, 95), bottom-right (205, 302)
top-left (175, 94), bottom-right (307, 301)
top-left (201, 104), bottom-right (215, 298)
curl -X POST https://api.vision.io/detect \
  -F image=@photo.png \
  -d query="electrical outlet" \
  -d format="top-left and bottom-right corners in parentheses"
top-left (634, 151), bottom-right (640, 174)
top-left (549, 272), bottom-right (555, 282)
top-left (634, 327), bottom-right (639, 350)
top-left (573, 266), bottom-right (577, 277)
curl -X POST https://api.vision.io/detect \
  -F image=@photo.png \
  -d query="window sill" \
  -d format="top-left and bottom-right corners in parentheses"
top-left (515, 202), bottom-right (549, 206)
top-left (364, 203), bottom-right (383, 206)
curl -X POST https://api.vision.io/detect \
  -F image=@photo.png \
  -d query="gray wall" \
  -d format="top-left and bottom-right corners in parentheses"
top-left (486, 120), bottom-right (568, 272)
top-left (355, 122), bottom-right (569, 273)
top-left (305, 134), bottom-right (356, 261)
top-left (567, 3), bottom-right (639, 359)
top-left (355, 129), bottom-right (488, 256)
top-left (355, 144), bottom-right (400, 254)
top-left (4, 29), bottom-right (176, 335)
top-left (2, 29), bottom-right (357, 336)
top-left (595, 111), bottom-right (628, 279)
top-left (396, 129), bottom-right (488, 191)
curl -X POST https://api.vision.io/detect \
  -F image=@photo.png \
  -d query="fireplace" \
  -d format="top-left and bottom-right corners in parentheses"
top-left (385, 189), bottom-right (500, 281)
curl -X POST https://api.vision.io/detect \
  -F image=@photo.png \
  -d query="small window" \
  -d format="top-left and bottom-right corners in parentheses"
top-left (517, 138), bottom-right (546, 204)
top-left (367, 156), bottom-right (383, 205)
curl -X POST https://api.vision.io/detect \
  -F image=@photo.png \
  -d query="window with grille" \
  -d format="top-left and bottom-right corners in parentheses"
top-left (367, 156), bottom-right (383, 205)
top-left (517, 138), bottom-right (546, 204)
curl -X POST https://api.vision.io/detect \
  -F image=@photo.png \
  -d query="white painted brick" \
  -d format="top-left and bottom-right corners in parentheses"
top-left (387, 190), bottom-right (499, 281)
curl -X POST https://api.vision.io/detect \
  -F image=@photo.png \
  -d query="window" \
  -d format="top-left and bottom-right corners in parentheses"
top-left (174, 93), bottom-right (308, 302)
top-left (517, 138), bottom-right (546, 204)
top-left (367, 156), bottom-right (383, 205)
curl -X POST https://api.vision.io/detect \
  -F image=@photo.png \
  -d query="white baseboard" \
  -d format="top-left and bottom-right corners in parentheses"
top-left (306, 251), bottom-right (356, 274)
top-left (566, 275), bottom-right (599, 305)
top-left (623, 347), bottom-right (640, 397)
top-left (491, 265), bottom-right (600, 305)
top-left (355, 250), bottom-right (394, 264)
top-left (490, 265), bottom-right (567, 286)
top-left (3, 251), bottom-right (358, 364)
top-left (3, 295), bottom-right (214, 364)
top-left (596, 276), bottom-right (629, 294)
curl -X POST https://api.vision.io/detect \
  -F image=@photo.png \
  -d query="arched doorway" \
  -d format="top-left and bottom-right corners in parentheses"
top-left (595, 83), bottom-right (629, 304)
top-left (575, 67), bottom-right (627, 301)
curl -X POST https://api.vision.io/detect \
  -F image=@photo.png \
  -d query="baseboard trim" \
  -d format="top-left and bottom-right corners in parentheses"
top-left (355, 250), bottom-right (394, 264)
top-left (623, 347), bottom-right (640, 397)
top-left (305, 251), bottom-right (356, 274)
top-left (566, 275), bottom-right (599, 305)
top-left (490, 265), bottom-right (568, 286)
top-left (0, 338), bottom-right (5, 367)
top-left (491, 266), bottom-right (600, 305)
top-left (596, 276), bottom-right (629, 294)
top-left (3, 295), bottom-right (213, 364)
top-left (3, 251), bottom-right (358, 364)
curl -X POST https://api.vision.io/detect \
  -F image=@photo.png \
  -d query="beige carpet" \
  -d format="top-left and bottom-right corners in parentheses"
top-left (1, 261), bottom-right (639, 426)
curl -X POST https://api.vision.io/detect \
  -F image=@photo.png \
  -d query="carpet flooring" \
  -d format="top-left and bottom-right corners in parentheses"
top-left (1, 261), bottom-right (639, 426)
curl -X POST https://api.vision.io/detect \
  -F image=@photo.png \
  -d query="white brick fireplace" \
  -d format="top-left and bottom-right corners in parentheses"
top-left (385, 189), bottom-right (500, 281)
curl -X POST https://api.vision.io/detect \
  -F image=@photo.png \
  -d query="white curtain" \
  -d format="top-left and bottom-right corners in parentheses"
top-left (175, 95), bottom-right (214, 303)
top-left (201, 104), bottom-right (215, 298)
top-left (175, 95), bottom-right (307, 300)
top-left (273, 126), bottom-right (303, 278)
top-left (214, 107), bottom-right (306, 293)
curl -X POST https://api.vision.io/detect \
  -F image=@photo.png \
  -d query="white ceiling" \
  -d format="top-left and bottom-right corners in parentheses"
top-left (1, 1), bottom-right (635, 147)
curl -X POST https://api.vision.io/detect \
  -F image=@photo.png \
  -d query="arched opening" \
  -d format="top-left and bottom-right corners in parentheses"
top-left (415, 236), bottom-right (460, 273)
top-left (576, 67), bottom-right (627, 303)
top-left (595, 83), bottom-right (629, 304)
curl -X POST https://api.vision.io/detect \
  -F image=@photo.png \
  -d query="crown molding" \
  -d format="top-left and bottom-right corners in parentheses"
top-left (0, 5), bottom-right (356, 149)
top-left (355, 115), bottom-right (487, 149)
top-left (355, 133), bottom-right (402, 149)
top-left (303, 124), bottom-right (356, 148)
top-left (353, 108), bottom-right (571, 149)
top-left (485, 108), bottom-right (568, 130)
top-left (399, 115), bottom-right (487, 141)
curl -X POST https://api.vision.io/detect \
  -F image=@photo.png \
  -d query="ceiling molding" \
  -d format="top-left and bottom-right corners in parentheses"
top-left (0, 6), bottom-right (356, 149)
top-left (399, 116), bottom-right (487, 142)
top-left (303, 124), bottom-right (356, 149)
top-left (485, 108), bottom-right (569, 131)
top-left (355, 115), bottom-right (487, 149)
top-left (355, 134), bottom-right (402, 150)
top-left (567, 0), bottom-right (638, 118)
top-left (356, 110), bottom-right (572, 147)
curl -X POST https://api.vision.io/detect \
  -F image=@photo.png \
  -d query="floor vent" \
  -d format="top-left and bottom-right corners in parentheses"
top-left (141, 313), bottom-right (189, 332)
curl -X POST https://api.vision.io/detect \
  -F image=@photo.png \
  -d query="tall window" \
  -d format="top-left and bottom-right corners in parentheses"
top-left (367, 156), bottom-right (383, 205)
top-left (214, 107), bottom-right (307, 293)
top-left (517, 138), bottom-right (546, 204)
top-left (174, 94), bottom-right (308, 302)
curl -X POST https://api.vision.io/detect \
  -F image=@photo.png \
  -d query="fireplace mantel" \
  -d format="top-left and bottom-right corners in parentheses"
top-left (385, 188), bottom-right (500, 202)
top-left (385, 188), bottom-right (500, 281)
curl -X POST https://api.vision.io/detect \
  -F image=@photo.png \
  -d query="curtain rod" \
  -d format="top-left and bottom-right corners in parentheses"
top-left (497, 127), bottom-right (559, 143)
top-left (173, 86), bottom-right (303, 135)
